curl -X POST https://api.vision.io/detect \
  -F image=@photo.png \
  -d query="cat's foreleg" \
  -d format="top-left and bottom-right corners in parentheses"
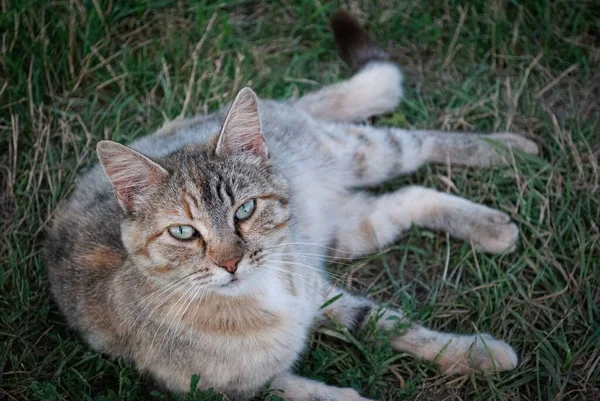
top-left (331, 186), bottom-right (519, 258)
top-left (269, 372), bottom-right (374, 401)
top-left (320, 288), bottom-right (518, 374)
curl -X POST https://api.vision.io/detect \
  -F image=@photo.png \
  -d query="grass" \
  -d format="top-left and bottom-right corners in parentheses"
top-left (0, 0), bottom-right (598, 400)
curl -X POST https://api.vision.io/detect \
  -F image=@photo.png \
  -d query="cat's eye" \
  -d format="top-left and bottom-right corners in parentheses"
top-left (169, 225), bottom-right (196, 240)
top-left (235, 199), bottom-right (255, 221)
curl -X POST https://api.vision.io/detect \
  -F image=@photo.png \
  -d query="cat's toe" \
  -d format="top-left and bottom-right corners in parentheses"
top-left (487, 211), bottom-right (511, 224)
top-left (441, 334), bottom-right (518, 375)
top-left (489, 133), bottom-right (539, 155)
top-left (469, 334), bottom-right (518, 372)
top-left (472, 211), bottom-right (519, 254)
top-left (518, 137), bottom-right (539, 155)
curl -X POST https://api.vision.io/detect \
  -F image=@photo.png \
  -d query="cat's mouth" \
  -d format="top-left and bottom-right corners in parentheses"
top-left (222, 276), bottom-right (240, 287)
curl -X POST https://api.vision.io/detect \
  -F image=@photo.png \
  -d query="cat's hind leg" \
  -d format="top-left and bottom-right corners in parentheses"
top-left (330, 186), bottom-right (519, 258)
top-left (319, 288), bottom-right (518, 374)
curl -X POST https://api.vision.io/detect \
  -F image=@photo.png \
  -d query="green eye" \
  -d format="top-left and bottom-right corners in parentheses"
top-left (169, 225), bottom-right (196, 240)
top-left (235, 199), bottom-right (255, 221)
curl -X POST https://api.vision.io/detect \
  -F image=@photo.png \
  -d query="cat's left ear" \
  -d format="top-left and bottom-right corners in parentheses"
top-left (215, 87), bottom-right (269, 162)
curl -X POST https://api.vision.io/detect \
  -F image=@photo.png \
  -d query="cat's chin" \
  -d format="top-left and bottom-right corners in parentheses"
top-left (222, 276), bottom-right (241, 288)
top-left (212, 265), bottom-right (275, 297)
top-left (211, 272), bottom-right (258, 296)
top-left (213, 280), bottom-right (251, 297)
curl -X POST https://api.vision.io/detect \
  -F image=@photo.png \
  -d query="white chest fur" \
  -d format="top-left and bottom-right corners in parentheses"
top-left (177, 273), bottom-right (320, 393)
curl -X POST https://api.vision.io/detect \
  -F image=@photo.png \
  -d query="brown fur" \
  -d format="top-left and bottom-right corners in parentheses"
top-left (44, 11), bottom-right (533, 400)
top-left (84, 246), bottom-right (124, 268)
top-left (330, 10), bottom-right (388, 70)
top-left (180, 295), bottom-right (282, 335)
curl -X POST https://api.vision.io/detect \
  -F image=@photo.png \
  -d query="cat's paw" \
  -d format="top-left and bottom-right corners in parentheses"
top-left (468, 208), bottom-right (519, 253)
top-left (488, 133), bottom-right (539, 156)
top-left (441, 334), bottom-right (518, 375)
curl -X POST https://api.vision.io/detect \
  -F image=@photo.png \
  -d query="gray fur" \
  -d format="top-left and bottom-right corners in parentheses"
top-left (45, 12), bottom-right (538, 401)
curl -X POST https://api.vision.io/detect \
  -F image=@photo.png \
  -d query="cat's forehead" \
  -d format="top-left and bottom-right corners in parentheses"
top-left (157, 151), bottom-right (280, 213)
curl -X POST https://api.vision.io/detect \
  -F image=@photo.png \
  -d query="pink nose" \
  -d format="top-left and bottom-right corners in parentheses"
top-left (218, 257), bottom-right (240, 274)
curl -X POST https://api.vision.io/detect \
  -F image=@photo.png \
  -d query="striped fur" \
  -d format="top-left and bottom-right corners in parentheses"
top-left (45, 10), bottom-right (536, 401)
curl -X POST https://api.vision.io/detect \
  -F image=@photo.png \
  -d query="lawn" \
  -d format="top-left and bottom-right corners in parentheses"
top-left (1, 1), bottom-right (598, 400)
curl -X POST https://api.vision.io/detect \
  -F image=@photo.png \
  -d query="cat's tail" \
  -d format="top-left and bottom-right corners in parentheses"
top-left (294, 10), bottom-right (403, 122)
top-left (330, 10), bottom-right (388, 71)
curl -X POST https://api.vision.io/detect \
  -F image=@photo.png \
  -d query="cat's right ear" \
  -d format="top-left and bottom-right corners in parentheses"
top-left (97, 140), bottom-right (168, 212)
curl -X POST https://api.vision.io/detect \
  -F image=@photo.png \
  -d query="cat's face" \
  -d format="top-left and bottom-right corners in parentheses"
top-left (122, 153), bottom-right (290, 295)
top-left (99, 88), bottom-right (289, 295)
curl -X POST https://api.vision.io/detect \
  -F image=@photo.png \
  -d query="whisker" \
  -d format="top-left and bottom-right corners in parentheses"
top-left (162, 285), bottom-right (203, 355)
top-left (265, 241), bottom-right (360, 256)
top-left (262, 265), bottom-right (327, 296)
top-left (128, 279), bottom-right (191, 351)
top-left (141, 284), bottom-right (195, 370)
top-left (264, 259), bottom-right (348, 280)
top-left (268, 252), bottom-right (358, 266)
top-left (265, 260), bottom-right (368, 296)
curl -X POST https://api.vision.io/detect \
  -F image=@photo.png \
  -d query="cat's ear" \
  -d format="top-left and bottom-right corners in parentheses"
top-left (97, 140), bottom-right (168, 212)
top-left (215, 87), bottom-right (269, 162)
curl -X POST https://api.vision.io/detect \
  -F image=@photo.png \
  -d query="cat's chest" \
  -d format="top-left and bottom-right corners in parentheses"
top-left (179, 285), bottom-right (314, 390)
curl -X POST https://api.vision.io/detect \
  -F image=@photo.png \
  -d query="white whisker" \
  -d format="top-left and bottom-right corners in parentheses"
top-left (268, 252), bottom-right (358, 265)
top-left (129, 279), bottom-right (191, 350)
top-left (265, 241), bottom-right (360, 256)
top-left (163, 285), bottom-right (203, 355)
top-left (264, 259), bottom-right (347, 280)
top-left (141, 283), bottom-right (195, 370)
top-left (262, 265), bottom-right (327, 296)
top-left (265, 260), bottom-right (367, 295)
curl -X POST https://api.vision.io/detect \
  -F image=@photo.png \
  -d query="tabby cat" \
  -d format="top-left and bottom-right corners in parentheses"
top-left (45, 11), bottom-right (537, 401)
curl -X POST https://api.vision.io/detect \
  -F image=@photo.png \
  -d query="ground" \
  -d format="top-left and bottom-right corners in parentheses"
top-left (0, 1), bottom-right (598, 400)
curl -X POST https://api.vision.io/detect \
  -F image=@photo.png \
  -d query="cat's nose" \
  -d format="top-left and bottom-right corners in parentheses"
top-left (218, 257), bottom-right (240, 274)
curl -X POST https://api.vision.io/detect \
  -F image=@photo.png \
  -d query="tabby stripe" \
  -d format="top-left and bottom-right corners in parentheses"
top-left (351, 304), bottom-right (374, 331)
top-left (182, 198), bottom-right (193, 219)
top-left (145, 231), bottom-right (163, 247)
top-left (215, 180), bottom-right (225, 203)
top-left (271, 219), bottom-right (290, 231)
top-left (224, 181), bottom-right (235, 204)
top-left (260, 194), bottom-right (289, 206)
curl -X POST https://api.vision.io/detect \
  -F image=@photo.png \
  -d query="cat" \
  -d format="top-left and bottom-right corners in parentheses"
top-left (45, 10), bottom-right (538, 401)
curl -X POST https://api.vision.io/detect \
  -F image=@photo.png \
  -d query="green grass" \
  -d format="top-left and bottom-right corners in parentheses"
top-left (1, 1), bottom-right (598, 400)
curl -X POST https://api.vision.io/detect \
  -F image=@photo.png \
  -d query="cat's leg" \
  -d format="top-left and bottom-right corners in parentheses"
top-left (320, 288), bottom-right (518, 374)
top-left (270, 372), bottom-right (373, 401)
top-left (294, 62), bottom-right (403, 122)
top-left (329, 124), bottom-right (538, 187)
top-left (330, 186), bottom-right (519, 258)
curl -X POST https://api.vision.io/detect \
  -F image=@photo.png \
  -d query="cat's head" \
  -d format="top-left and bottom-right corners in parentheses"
top-left (97, 88), bottom-right (290, 295)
